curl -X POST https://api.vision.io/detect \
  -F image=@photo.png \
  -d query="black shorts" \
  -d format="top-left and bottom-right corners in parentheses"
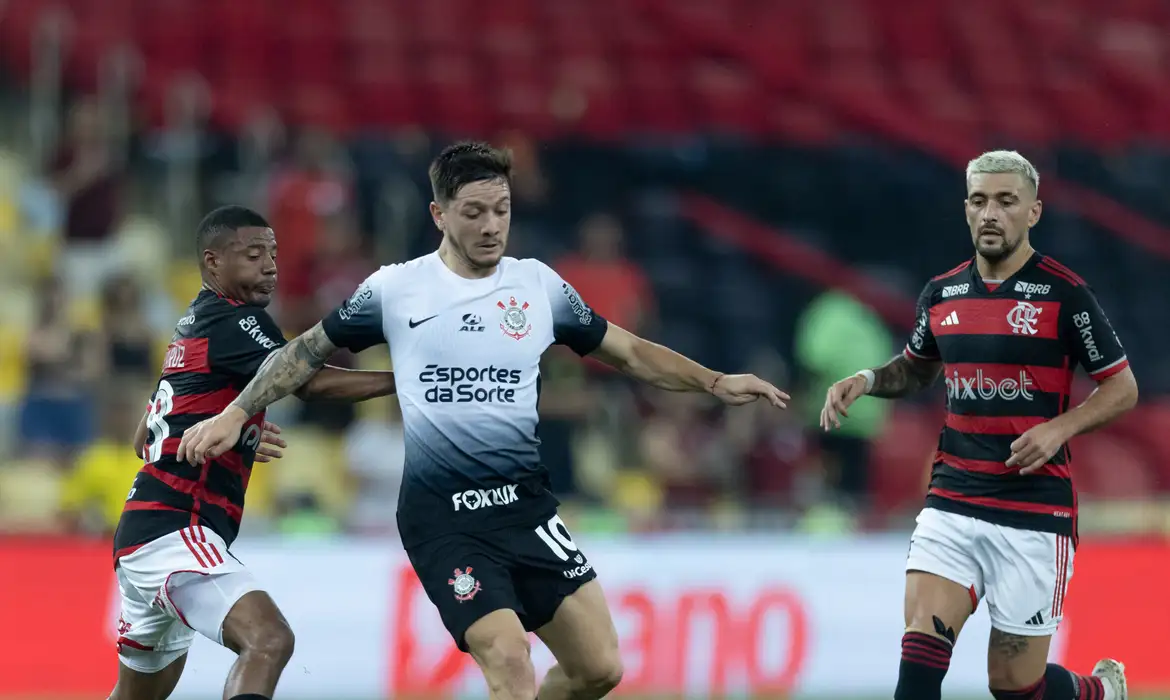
top-left (405, 513), bottom-right (597, 652)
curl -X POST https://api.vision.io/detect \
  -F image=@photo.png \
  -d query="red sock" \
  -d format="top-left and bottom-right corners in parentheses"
top-left (894, 631), bottom-right (952, 700)
top-left (992, 665), bottom-right (1105, 700)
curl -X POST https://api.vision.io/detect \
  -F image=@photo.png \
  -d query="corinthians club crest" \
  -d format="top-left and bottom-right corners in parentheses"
top-left (498, 296), bottom-right (532, 340)
top-left (448, 567), bottom-right (481, 602)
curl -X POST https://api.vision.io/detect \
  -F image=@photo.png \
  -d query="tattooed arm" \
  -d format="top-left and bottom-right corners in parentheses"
top-left (820, 354), bottom-right (942, 431)
top-left (869, 354), bottom-right (944, 398)
top-left (176, 323), bottom-right (341, 465)
top-left (232, 322), bottom-right (339, 417)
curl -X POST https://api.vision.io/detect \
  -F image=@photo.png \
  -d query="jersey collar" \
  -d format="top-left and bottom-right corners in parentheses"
top-left (970, 250), bottom-right (1041, 295)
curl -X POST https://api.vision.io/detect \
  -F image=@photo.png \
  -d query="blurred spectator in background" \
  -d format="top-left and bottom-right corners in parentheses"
top-left (495, 131), bottom-right (556, 260)
top-left (59, 391), bottom-right (141, 535)
top-left (794, 290), bottom-right (894, 513)
top-left (637, 391), bottom-right (731, 513)
top-left (18, 275), bottom-right (100, 462)
top-left (49, 97), bottom-right (122, 244)
top-left (555, 213), bottom-right (654, 335)
top-left (274, 492), bottom-right (341, 538)
top-left (98, 272), bottom-right (155, 384)
top-left (49, 97), bottom-right (125, 298)
top-left (725, 349), bottom-right (811, 510)
top-left (343, 398), bottom-right (406, 535)
top-left (268, 128), bottom-right (353, 296)
top-left (280, 212), bottom-right (372, 334)
top-left (284, 212), bottom-right (372, 432)
top-left (536, 351), bottom-right (598, 498)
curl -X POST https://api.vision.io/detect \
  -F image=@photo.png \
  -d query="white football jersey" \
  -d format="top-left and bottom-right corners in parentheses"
top-left (321, 252), bottom-right (608, 545)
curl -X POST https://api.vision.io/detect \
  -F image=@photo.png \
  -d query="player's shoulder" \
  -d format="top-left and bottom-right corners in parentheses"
top-left (929, 259), bottom-right (975, 285)
top-left (918, 259), bottom-right (974, 304)
top-left (500, 255), bottom-right (552, 277)
top-left (178, 290), bottom-right (245, 336)
top-left (367, 254), bottom-right (436, 289)
top-left (1031, 254), bottom-right (1090, 293)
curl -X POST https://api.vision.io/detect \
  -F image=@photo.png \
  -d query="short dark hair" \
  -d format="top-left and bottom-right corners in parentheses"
top-left (429, 141), bottom-right (512, 204)
top-left (196, 205), bottom-right (270, 257)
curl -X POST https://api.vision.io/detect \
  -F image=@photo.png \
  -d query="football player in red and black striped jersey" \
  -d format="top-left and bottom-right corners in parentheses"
top-left (108, 206), bottom-right (397, 700)
top-left (822, 152), bottom-right (1135, 700)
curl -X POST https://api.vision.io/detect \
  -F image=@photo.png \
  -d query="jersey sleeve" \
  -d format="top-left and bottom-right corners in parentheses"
top-left (539, 262), bottom-right (609, 356)
top-left (321, 269), bottom-right (390, 353)
top-left (211, 309), bottom-right (288, 378)
top-left (1061, 284), bottom-right (1129, 381)
top-left (903, 283), bottom-right (940, 361)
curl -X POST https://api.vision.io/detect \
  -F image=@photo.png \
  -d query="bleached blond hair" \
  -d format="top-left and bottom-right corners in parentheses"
top-left (965, 150), bottom-right (1039, 195)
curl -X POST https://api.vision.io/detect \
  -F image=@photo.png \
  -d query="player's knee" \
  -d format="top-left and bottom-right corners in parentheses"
top-left (241, 618), bottom-right (295, 668)
top-left (472, 635), bottom-right (536, 699)
top-left (575, 654), bottom-right (623, 696)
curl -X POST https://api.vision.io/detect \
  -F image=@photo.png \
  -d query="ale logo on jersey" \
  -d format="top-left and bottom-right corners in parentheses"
top-left (1006, 301), bottom-right (1043, 335)
top-left (498, 297), bottom-right (532, 340)
top-left (946, 369), bottom-right (1036, 402)
top-left (460, 313), bottom-right (485, 332)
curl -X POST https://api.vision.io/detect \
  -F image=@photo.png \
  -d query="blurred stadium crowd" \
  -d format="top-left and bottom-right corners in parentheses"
top-left (2, 0), bottom-right (1170, 540)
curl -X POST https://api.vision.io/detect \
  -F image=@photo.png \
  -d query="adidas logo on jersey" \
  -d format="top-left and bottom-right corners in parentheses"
top-left (940, 311), bottom-right (960, 327)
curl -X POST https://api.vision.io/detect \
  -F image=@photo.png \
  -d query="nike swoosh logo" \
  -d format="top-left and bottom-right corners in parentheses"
top-left (408, 315), bottom-right (438, 329)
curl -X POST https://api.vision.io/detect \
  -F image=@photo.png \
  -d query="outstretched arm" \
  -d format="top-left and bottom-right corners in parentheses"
top-left (820, 353), bottom-right (942, 430)
top-left (296, 366), bottom-right (396, 402)
top-left (868, 353), bottom-right (944, 398)
top-left (589, 324), bottom-right (789, 407)
top-left (231, 322), bottom-right (338, 419)
top-left (590, 323), bottom-right (720, 392)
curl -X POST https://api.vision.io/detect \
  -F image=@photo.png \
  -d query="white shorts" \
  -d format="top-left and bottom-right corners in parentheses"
top-left (115, 526), bottom-right (261, 673)
top-left (906, 507), bottom-right (1074, 636)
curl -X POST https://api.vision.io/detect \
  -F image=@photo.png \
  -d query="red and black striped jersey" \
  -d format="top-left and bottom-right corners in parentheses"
top-left (113, 289), bottom-right (287, 564)
top-left (904, 253), bottom-right (1128, 541)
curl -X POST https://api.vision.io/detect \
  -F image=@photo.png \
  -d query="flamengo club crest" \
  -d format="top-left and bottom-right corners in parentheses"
top-left (449, 567), bottom-right (481, 602)
top-left (498, 296), bottom-right (532, 340)
top-left (1006, 300), bottom-right (1043, 335)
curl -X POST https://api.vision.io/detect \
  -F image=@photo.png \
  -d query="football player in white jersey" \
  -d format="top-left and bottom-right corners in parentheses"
top-left (179, 142), bottom-right (790, 700)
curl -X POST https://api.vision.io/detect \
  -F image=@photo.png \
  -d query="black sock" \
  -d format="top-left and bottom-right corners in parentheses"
top-left (1043, 664), bottom-right (1106, 700)
top-left (894, 631), bottom-right (953, 700)
top-left (228, 695), bottom-right (271, 700)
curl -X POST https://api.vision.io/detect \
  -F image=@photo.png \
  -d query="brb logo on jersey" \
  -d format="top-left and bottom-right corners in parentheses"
top-left (498, 297), bottom-right (532, 340)
top-left (419, 364), bottom-right (522, 403)
top-left (1014, 281), bottom-right (1051, 298)
top-left (942, 283), bottom-right (969, 298)
top-left (946, 369), bottom-right (1036, 402)
top-left (1006, 301), bottom-right (1043, 335)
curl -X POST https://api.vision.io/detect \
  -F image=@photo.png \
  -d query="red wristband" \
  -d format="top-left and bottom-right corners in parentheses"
top-left (709, 373), bottom-right (725, 392)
